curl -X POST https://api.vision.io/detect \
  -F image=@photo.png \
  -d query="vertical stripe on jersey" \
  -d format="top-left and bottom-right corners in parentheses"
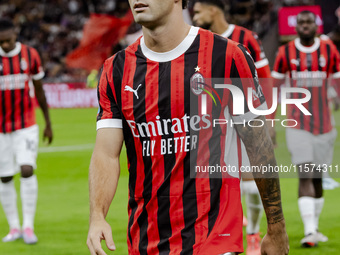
top-left (193, 29), bottom-right (213, 247)
top-left (318, 45), bottom-right (325, 135)
top-left (11, 54), bottom-right (23, 131)
top-left (120, 48), bottom-right (141, 251)
top-left (246, 40), bottom-right (257, 61)
top-left (8, 57), bottom-right (15, 132)
top-left (132, 47), bottom-right (151, 255)
top-left (306, 53), bottom-right (314, 133)
top-left (21, 46), bottom-right (33, 128)
top-left (2, 58), bottom-right (11, 133)
top-left (144, 58), bottom-right (161, 255)
top-left (168, 53), bottom-right (186, 255)
top-left (238, 30), bottom-right (245, 45)
top-left (295, 46), bottom-right (304, 130)
top-left (96, 68), bottom-right (104, 120)
top-left (0, 56), bottom-right (5, 133)
top-left (18, 52), bottom-right (25, 129)
top-left (26, 48), bottom-right (33, 115)
top-left (207, 34), bottom-right (226, 235)
top-left (156, 61), bottom-right (172, 254)
top-left (180, 34), bottom-right (201, 255)
top-left (286, 44), bottom-right (296, 128)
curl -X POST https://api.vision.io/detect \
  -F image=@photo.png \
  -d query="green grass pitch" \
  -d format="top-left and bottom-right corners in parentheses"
top-left (0, 107), bottom-right (339, 254)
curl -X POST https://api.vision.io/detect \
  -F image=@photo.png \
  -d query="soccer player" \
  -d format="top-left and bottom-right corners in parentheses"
top-left (87, 0), bottom-right (289, 254)
top-left (192, 1), bottom-right (272, 253)
top-left (272, 11), bottom-right (340, 247)
top-left (0, 18), bottom-right (53, 244)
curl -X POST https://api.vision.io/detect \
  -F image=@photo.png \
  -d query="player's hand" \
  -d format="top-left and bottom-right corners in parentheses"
top-left (43, 123), bottom-right (53, 145)
top-left (87, 219), bottom-right (116, 255)
top-left (261, 221), bottom-right (289, 255)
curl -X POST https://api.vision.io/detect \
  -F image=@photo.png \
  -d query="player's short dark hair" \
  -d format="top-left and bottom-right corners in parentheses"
top-left (193, 0), bottom-right (225, 10)
top-left (0, 18), bottom-right (14, 32)
top-left (297, 10), bottom-right (316, 22)
top-left (183, 0), bottom-right (189, 9)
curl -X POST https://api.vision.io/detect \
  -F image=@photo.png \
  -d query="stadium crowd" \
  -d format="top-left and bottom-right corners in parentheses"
top-left (4, 0), bottom-right (338, 82)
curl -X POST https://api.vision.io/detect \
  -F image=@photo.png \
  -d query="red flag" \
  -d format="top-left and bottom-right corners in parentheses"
top-left (66, 11), bottom-right (133, 71)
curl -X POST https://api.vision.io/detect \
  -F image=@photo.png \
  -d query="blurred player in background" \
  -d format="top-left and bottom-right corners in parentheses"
top-left (87, 0), bottom-right (288, 254)
top-left (319, 33), bottom-right (340, 190)
top-left (192, 1), bottom-right (273, 254)
top-left (0, 18), bottom-right (53, 244)
top-left (272, 10), bottom-right (340, 248)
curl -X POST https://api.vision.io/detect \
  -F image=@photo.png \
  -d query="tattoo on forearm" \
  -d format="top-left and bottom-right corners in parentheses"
top-left (235, 116), bottom-right (284, 224)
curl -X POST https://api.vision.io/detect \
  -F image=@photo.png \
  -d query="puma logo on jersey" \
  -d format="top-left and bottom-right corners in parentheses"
top-left (290, 59), bottom-right (300, 66)
top-left (125, 84), bottom-right (142, 99)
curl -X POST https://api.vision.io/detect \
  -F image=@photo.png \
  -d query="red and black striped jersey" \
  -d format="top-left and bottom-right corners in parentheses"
top-left (221, 24), bottom-right (272, 167)
top-left (221, 24), bottom-right (270, 76)
top-left (0, 42), bottom-right (44, 133)
top-left (97, 27), bottom-right (266, 255)
top-left (272, 38), bottom-right (340, 135)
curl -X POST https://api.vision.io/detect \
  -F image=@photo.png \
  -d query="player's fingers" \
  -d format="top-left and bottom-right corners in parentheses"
top-left (103, 229), bottom-right (116, 251)
top-left (87, 237), bottom-right (99, 255)
top-left (48, 134), bottom-right (53, 144)
top-left (90, 236), bottom-right (108, 255)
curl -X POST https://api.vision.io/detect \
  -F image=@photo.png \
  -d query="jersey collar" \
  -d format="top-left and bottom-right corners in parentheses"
top-left (0, 42), bottom-right (22, 57)
top-left (140, 26), bottom-right (199, 62)
top-left (221, 24), bottom-right (235, 38)
top-left (294, 37), bottom-right (320, 53)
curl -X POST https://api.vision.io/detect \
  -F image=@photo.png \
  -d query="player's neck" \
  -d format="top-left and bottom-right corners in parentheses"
top-left (299, 37), bottom-right (315, 47)
top-left (142, 12), bottom-right (191, 53)
top-left (211, 18), bottom-right (229, 36)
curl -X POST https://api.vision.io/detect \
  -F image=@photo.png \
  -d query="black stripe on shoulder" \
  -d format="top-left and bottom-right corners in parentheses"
top-left (27, 46), bottom-right (32, 73)
top-left (285, 45), bottom-right (290, 71)
top-left (247, 42), bottom-right (256, 62)
top-left (96, 67), bottom-right (104, 121)
top-left (111, 50), bottom-right (126, 109)
top-left (239, 29), bottom-right (245, 45)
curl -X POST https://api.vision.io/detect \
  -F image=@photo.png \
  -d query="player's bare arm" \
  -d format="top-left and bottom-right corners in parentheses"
top-left (33, 79), bottom-right (53, 144)
top-left (87, 128), bottom-right (123, 255)
top-left (235, 116), bottom-right (289, 255)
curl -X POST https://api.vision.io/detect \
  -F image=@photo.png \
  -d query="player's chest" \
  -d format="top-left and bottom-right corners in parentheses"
top-left (287, 51), bottom-right (329, 72)
top-left (119, 61), bottom-right (214, 120)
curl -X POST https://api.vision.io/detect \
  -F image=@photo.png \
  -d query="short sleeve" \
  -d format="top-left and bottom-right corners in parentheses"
top-left (96, 59), bottom-right (123, 130)
top-left (246, 32), bottom-right (269, 71)
top-left (30, 48), bottom-right (45, 80)
top-left (329, 43), bottom-right (340, 78)
top-left (228, 44), bottom-right (267, 122)
top-left (272, 46), bottom-right (288, 79)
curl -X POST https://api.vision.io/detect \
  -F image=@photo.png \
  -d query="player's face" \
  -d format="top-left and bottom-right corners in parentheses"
top-left (296, 13), bottom-right (317, 40)
top-left (192, 3), bottom-right (214, 30)
top-left (128, 0), bottom-right (177, 27)
top-left (0, 29), bottom-right (16, 53)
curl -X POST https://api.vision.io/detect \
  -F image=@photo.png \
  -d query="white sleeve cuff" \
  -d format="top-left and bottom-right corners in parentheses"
top-left (271, 71), bottom-right (285, 79)
top-left (254, 58), bottom-right (269, 69)
top-left (97, 119), bottom-right (123, 130)
top-left (333, 72), bottom-right (340, 79)
top-left (232, 102), bottom-right (268, 122)
top-left (32, 71), bottom-right (45, 80)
